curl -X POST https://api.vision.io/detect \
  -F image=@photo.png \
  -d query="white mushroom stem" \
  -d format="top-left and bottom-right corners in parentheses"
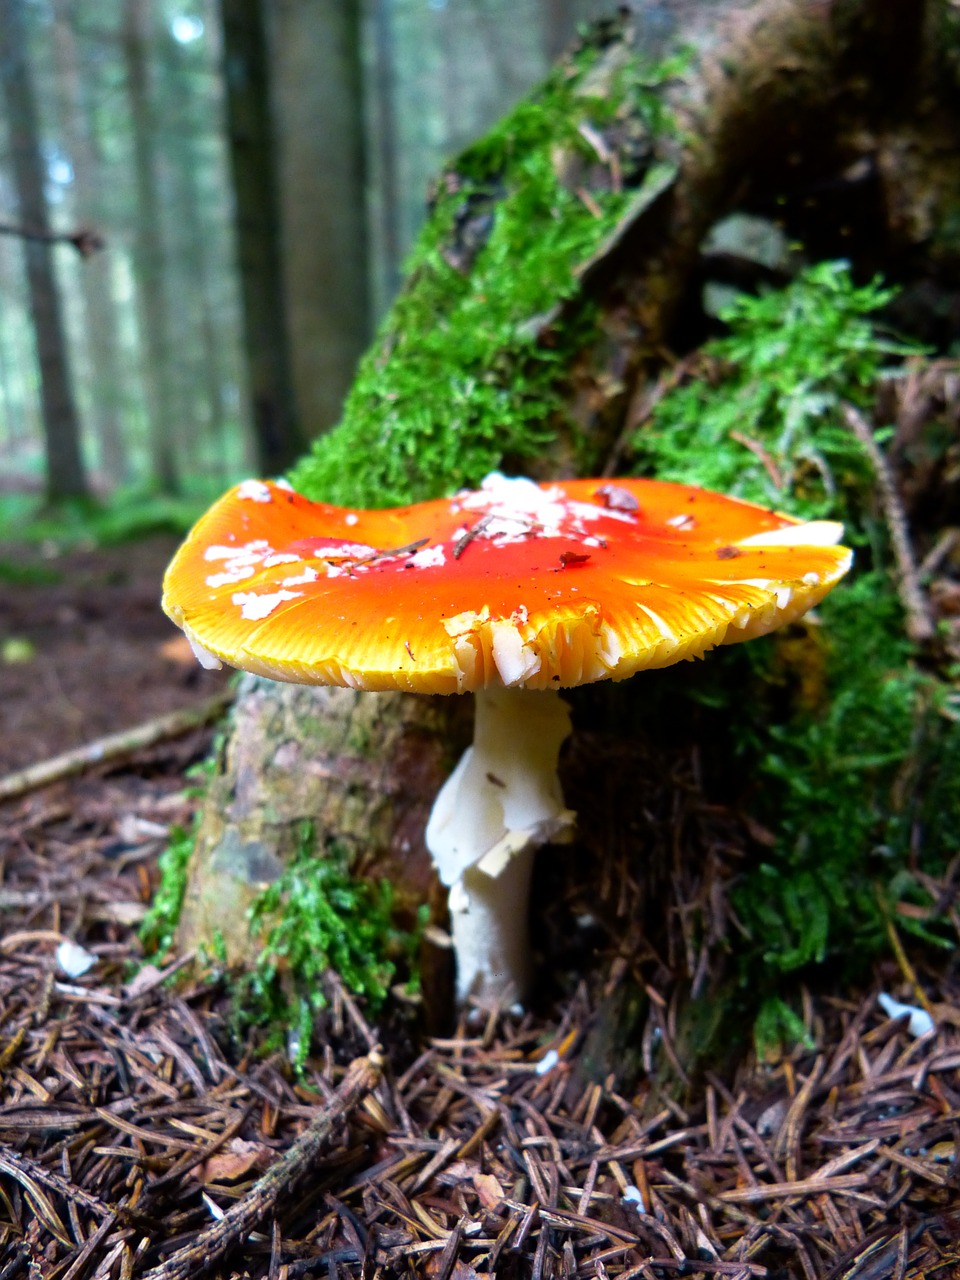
top-left (425, 685), bottom-right (576, 1004)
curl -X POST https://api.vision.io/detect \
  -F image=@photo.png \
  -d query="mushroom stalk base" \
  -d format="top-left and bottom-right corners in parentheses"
top-left (426, 685), bottom-right (575, 1005)
top-left (448, 854), bottom-right (537, 1008)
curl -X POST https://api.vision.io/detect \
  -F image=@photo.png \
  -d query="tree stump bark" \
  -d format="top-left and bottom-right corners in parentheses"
top-left (179, 677), bottom-right (467, 956)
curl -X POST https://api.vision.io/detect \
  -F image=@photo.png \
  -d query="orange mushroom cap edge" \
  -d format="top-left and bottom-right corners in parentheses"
top-left (162, 473), bottom-right (853, 695)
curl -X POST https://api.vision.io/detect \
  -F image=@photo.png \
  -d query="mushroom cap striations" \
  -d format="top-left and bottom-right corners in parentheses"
top-left (162, 474), bottom-right (852, 694)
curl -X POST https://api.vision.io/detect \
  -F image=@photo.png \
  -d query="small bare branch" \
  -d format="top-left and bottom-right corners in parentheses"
top-left (841, 402), bottom-right (935, 644)
top-left (0, 690), bottom-right (233, 804)
top-left (729, 429), bottom-right (784, 490)
top-left (0, 218), bottom-right (104, 257)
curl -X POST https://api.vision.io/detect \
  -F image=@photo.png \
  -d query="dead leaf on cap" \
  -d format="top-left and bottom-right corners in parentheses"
top-left (594, 483), bottom-right (640, 512)
top-left (558, 550), bottom-right (591, 569)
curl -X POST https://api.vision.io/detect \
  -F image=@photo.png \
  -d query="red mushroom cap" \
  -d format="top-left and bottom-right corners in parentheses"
top-left (162, 474), bottom-right (852, 694)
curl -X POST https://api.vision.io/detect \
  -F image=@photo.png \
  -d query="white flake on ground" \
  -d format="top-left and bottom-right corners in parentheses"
top-left (622, 1185), bottom-right (646, 1211)
top-left (535, 1048), bottom-right (559, 1075)
top-left (878, 992), bottom-right (935, 1038)
top-left (56, 940), bottom-right (96, 978)
top-left (202, 1192), bottom-right (226, 1221)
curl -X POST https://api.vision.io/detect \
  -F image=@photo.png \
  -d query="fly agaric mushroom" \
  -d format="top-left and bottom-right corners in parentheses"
top-left (162, 473), bottom-right (852, 1004)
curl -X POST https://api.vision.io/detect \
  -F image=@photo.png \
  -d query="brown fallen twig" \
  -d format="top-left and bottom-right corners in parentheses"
top-left (139, 1048), bottom-right (384, 1280)
top-left (0, 689), bottom-right (234, 804)
top-left (841, 402), bottom-right (935, 643)
top-left (0, 1148), bottom-right (119, 1222)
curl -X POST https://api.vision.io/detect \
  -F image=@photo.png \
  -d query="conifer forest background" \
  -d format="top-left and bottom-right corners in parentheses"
top-left (0, 0), bottom-right (602, 508)
top-left (7, 3), bottom-right (960, 1276)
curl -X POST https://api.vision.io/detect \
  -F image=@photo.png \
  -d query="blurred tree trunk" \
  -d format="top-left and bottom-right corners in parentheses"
top-left (0, 313), bottom-right (29, 453)
top-left (175, 156), bottom-right (231, 479)
top-left (0, 249), bottom-right (42, 450)
top-left (123, 0), bottom-right (181, 495)
top-left (273, 0), bottom-right (371, 436)
top-left (161, 34), bottom-right (230, 482)
top-left (217, 0), bottom-right (303, 473)
top-left (52, 0), bottom-right (131, 488)
top-left (178, 0), bottom-right (960, 1038)
top-left (370, 0), bottom-right (402, 313)
top-left (0, 0), bottom-right (89, 503)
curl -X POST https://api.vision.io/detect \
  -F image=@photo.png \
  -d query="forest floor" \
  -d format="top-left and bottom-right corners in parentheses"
top-left (1, 537), bottom-right (959, 1278)
top-left (0, 535), bottom-right (230, 777)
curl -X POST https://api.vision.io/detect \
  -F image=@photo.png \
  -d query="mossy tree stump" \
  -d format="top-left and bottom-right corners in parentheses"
top-left (176, 0), bottom-right (960, 1056)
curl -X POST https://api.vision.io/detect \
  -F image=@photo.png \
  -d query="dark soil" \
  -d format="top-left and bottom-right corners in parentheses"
top-left (0, 536), bottom-right (230, 777)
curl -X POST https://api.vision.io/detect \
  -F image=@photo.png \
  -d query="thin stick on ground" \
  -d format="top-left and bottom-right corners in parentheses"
top-left (140, 1048), bottom-right (384, 1280)
top-left (841, 402), bottom-right (935, 643)
top-left (0, 689), bottom-right (233, 803)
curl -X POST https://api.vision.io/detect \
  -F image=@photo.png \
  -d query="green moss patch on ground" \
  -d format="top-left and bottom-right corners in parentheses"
top-left (234, 827), bottom-right (425, 1070)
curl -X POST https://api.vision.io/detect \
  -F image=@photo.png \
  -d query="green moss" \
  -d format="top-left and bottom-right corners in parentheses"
top-left (141, 756), bottom-right (220, 958)
top-left (346, 722), bottom-right (373, 756)
top-left (732, 575), bottom-right (952, 978)
top-left (630, 262), bottom-right (956, 1012)
top-left (753, 996), bottom-right (815, 1058)
top-left (140, 822), bottom-right (194, 957)
top-left (235, 825), bottom-right (425, 1069)
top-left (632, 260), bottom-right (924, 523)
top-left (291, 41), bottom-right (686, 509)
